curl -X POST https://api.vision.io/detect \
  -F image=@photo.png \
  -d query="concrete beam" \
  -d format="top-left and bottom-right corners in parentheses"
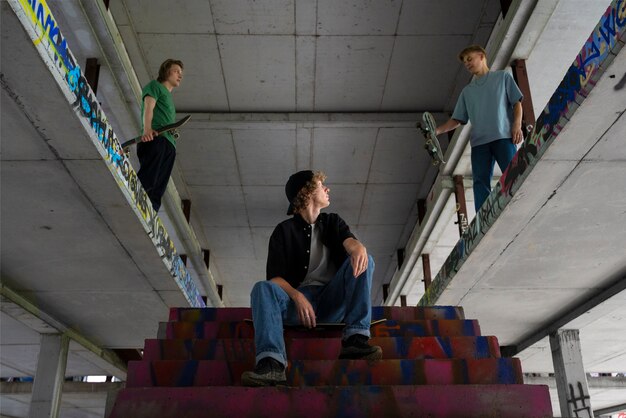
top-left (1, 381), bottom-right (124, 395)
top-left (176, 112), bottom-right (437, 130)
top-left (501, 270), bottom-right (626, 356)
top-left (0, 282), bottom-right (127, 378)
top-left (594, 403), bottom-right (626, 417)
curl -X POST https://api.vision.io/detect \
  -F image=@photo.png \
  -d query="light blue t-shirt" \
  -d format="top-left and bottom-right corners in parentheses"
top-left (452, 70), bottom-right (523, 147)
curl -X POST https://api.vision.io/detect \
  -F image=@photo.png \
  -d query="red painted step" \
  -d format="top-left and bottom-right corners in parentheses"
top-left (161, 319), bottom-right (481, 339)
top-left (109, 385), bottom-right (553, 418)
top-left (126, 358), bottom-right (522, 387)
top-left (168, 306), bottom-right (465, 322)
top-left (142, 335), bottom-right (501, 361)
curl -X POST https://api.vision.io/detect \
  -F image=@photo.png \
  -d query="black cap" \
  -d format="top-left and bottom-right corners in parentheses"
top-left (285, 170), bottom-right (314, 215)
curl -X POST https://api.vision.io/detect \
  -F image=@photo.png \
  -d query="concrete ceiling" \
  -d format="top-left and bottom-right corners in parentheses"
top-left (1, 0), bottom-right (624, 417)
top-left (106, 0), bottom-right (501, 306)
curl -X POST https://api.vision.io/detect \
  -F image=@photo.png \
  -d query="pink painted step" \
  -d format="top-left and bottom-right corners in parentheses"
top-left (109, 385), bottom-right (553, 418)
top-left (142, 335), bottom-right (501, 361)
top-left (126, 358), bottom-right (522, 387)
top-left (161, 319), bottom-right (481, 339)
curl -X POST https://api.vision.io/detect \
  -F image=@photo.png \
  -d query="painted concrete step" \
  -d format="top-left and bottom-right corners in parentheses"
top-left (160, 319), bottom-right (481, 340)
top-left (143, 336), bottom-right (501, 362)
top-left (168, 306), bottom-right (465, 322)
top-left (110, 385), bottom-right (553, 418)
top-left (126, 358), bottom-right (522, 387)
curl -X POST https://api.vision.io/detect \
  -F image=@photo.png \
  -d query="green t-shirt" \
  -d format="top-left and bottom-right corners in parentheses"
top-left (141, 80), bottom-right (176, 146)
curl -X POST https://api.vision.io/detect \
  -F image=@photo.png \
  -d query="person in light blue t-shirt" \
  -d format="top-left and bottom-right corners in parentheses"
top-left (436, 45), bottom-right (524, 212)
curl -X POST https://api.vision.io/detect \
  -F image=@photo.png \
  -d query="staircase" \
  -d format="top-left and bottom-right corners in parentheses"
top-left (108, 306), bottom-right (552, 417)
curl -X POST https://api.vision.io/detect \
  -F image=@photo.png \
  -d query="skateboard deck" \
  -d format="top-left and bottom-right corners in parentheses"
top-left (244, 318), bottom-right (387, 331)
top-left (417, 112), bottom-right (446, 165)
top-left (121, 115), bottom-right (191, 149)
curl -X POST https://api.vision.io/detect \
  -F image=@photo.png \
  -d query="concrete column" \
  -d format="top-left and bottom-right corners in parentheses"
top-left (29, 333), bottom-right (69, 418)
top-left (550, 329), bottom-right (594, 418)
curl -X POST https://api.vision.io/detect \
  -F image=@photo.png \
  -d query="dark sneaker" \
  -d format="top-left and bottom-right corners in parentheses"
top-left (339, 334), bottom-right (382, 362)
top-left (241, 357), bottom-right (287, 387)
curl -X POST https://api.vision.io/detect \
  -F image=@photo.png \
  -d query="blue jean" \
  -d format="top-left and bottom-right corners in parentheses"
top-left (249, 255), bottom-right (375, 366)
top-left (471, 138), bottom-right (517, 212)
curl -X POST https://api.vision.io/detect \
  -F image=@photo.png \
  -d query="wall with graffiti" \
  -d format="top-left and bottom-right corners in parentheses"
top-left (8, 0), bottom-right (205, 307)
top-left (420, 0), bottom-right (625, 306)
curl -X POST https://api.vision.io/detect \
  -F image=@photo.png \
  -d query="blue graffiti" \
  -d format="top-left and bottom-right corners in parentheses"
top-left (26, 0), bottom-right (72, 71)
top-left (17, 0), bottom-right (206, 307)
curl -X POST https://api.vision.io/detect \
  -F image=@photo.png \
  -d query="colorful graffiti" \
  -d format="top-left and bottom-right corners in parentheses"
top-left (420, 0), bottom-right (625, 306)
top-left (8, 0), bottom-right (205, 307)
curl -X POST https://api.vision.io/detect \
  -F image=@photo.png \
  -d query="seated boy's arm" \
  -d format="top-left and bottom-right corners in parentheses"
top-left (270, 277), bottom-right (316, 328)
top-left (343, 238), bottom-right (369, 278)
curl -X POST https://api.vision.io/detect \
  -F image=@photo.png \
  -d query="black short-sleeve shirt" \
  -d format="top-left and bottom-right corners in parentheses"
top-left (266, 213), bottom-right (356, 289)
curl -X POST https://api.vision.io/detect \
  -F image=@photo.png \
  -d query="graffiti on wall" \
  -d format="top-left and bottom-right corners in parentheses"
top-left (9, 0), bottom-right (205, 307)
top-left (420, 0), bottom-right (625, 306)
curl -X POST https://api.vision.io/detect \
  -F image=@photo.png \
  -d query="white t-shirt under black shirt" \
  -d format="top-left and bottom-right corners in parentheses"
top-left (300, 223), bottom-right (338, 287)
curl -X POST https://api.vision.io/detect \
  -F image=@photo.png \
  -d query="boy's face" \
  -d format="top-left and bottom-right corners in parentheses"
top-left (461, 51), bottom-right (485, 74)
top-left (310, 180), bottom-right (330, 209)
top-left (167, 64), bottom-right (183, 87)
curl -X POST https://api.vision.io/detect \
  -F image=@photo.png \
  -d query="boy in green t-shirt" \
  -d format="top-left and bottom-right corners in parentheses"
top-left (137, 58), bottom-right (184, 211)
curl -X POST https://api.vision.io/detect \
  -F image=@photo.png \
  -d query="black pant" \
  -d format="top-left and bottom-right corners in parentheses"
top-left (137, 136), bottom-right (176, 211)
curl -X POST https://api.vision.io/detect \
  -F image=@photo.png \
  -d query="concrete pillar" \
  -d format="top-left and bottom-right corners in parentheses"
top-left (104, 387), bottom-right (121, 418)
top-left (453, 175), bottom-right (469, 236)
top-left (84, 58), bottom-right (100, 95)
top-left (422, 254), bottom-right (432, 291)
top-left (511, 59), bottom-right (536, 136)
top-left (29, 333), bottom-right (69, 418)
top-left (550, 329), bottom-right (594, 418)
top-left (181, 199), bottom-right (191, 222)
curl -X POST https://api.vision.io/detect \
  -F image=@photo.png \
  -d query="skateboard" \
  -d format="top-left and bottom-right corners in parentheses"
top-left (416, 112), bottom-right (446, 165)
top-left (244, 318), bottom-right (387, 331)
top-left (121, 115), bottom-right (191, 150)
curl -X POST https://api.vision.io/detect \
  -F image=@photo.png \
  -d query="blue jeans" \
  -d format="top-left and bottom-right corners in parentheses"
top-left (249, 255), bottom-right (375, 366)
top-left (471, 138), bottom-right (517, 212)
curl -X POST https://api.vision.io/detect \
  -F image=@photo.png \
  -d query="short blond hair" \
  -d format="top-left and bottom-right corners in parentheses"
top-left (458, 45), bottom-right (487, 62)
top-left (292, 171), bottom-right (327, 213)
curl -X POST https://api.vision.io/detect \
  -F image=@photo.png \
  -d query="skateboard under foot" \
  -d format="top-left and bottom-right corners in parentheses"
top-left (244, 318), bottom-right (387, 331)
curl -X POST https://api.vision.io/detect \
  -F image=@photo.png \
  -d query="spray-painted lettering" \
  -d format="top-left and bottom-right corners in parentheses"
top-left (9, 0), bottom-right (205, 307)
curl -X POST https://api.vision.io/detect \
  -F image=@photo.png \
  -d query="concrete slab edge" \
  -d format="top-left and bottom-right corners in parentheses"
top-left (6, 0), bottom-right (205, 308)
top-left (419, 0), bottom-right (626, 307)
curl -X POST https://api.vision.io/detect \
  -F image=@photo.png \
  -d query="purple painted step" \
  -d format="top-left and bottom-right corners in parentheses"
top-left (109, 385), bottom-right (553, 418)
top-left (126, 358), bottom-right (522, 387)
top-left (169, 306), bottom-right (465, 322)
top-left (143, 336), bottom-right (500, 362)
top-left (162, 319), bottom-right (481, 339)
